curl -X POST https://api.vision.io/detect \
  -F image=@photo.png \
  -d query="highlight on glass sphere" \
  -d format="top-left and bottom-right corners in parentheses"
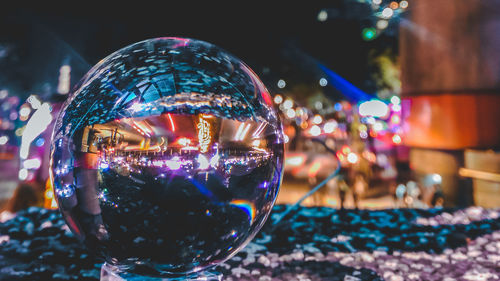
top-left (49, 37), bottom-right (284, 278)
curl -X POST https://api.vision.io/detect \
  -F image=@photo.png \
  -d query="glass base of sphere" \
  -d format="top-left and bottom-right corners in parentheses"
top-left (100, 263), bottom-right (222, 281)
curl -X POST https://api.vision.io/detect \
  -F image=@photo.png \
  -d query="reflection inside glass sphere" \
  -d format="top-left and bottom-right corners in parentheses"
top-left (50, 38), bottom-right (283, 277)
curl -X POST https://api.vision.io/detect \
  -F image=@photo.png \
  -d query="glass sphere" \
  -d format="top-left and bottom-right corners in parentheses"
top-left (50, 37), bottom-right (284, 277)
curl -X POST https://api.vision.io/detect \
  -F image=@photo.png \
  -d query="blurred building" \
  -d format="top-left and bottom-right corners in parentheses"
top-left (400, 0), bottom-right (500, 207)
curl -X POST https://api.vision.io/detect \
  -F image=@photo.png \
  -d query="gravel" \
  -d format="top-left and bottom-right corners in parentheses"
top-left (0, 206), bottom-right (499, 280)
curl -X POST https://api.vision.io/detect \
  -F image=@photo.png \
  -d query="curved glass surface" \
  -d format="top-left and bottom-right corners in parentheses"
top-left (50, 37), bottom-right (284, 276)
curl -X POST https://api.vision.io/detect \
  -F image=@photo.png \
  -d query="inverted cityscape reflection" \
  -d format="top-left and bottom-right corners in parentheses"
top-left (54, 111), bottom-right (282, 274)
top-left (50, 38), bottom-right (284, 277)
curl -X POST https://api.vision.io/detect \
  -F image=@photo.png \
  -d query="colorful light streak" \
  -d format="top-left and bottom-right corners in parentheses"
top-left (230, 199), bottom-right (256, 224)
top-left (240, 124), bottom-right (251, 141)
top-left (252, 123), bottom-right (267, 139)
top-left (167, 113), bottom-right (175, 132)
top-left (234, 123), bottom-right (251, 142)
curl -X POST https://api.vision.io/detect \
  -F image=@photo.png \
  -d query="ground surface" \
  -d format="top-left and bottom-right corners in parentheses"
top-left (0, 206), bottom-right (499, 280)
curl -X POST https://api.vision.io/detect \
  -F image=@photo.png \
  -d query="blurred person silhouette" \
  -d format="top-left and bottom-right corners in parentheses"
top-left (337, 175), bottom-right (350, 210)
top-left (70, 126), bottom-right (109, 243)
top-left (431, 184), bottom-right (445, 208)
top-left (352, 172), bottom-right (367, 210)
top-left (0, 183), bottom-right (42, 222)
top-left (394, 183), bottom-right (406, 208)
top-left (308, 176), bottom-right (321, 205)
top-left (404, 181), bottom-right (420, 207)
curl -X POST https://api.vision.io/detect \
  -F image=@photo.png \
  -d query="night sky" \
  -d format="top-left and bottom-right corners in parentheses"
top-left (0, 2), bottom-right (399, 100)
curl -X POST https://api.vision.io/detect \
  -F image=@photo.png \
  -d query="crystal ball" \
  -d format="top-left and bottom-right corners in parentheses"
top-left (50, 37), bottom-right (284, 276)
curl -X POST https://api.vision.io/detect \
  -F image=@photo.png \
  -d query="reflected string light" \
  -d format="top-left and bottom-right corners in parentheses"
top-left (390, 95), bottom-right (401, 105)
top-left (286, 108), bottom-right (296, 119)
top-left (295, 107), bottom-right (305, 117)
top-left (282, 99), bottom-right (293, 110)
top-left (314, 101), bottom-right (323, 110)
top-left (309, 125), bottom-right (321, 137)
top-left (347, 152), bottom-right (359, 164)
top-left (274, 95), bottom-right (283, 104)
top-left (377, 20), bottom-right (389, 29)
top-left (392, 134), bottom-right (402, 144)
top-left (362, 27), bottom-right (377, 41)
top-left (391, 115), bottom-right (401, 124)
top-left (319, 78), bottom-right (328, 87)
top-left (19, 106), bottom-right (31, 118)
top-left (277, 79), bottom-right (286, 89)
top-left (312, 115), bottom-right (323, 125)
top-left (56, 184), bottom-right (75, 198)
top-left (323, 120), bottom-right (338, 134)
top-left (9, 112), bottom-right (18, 121)
top-left (373, 121), bottom-right (385, 132)
top-left (0, 90), bottom-right (7, 99)
top-left (382, 7), bottom-right (394, 18)
top-left (0, 136), bottom-right (8, 145)
top-left (317, 10), bottom-right (328, 22)
top-left (18, 168), bottom-right (28, 180)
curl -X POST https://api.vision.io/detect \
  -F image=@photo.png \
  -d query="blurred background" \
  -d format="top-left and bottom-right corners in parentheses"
top-left (0, 1), bottom-right (499, 213)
